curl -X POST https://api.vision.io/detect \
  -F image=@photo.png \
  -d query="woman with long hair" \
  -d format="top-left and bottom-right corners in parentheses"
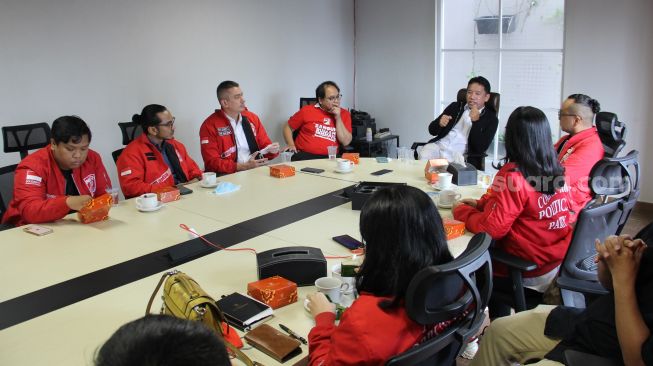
top-left (307, 185), bottom-right (460, 365)
top-left (453, 106), bottom-right (573, 318)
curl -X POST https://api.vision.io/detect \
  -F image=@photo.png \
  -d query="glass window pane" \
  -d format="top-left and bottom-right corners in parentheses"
top-left (501, 0), bottom-right (565, 49)
top-left (442, 0), bottom-right (499, 50)
top-left (441, 51), bottom-right (499, 108)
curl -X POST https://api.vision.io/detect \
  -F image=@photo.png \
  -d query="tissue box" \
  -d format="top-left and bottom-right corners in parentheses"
top-left (341, 153), bottom-right (360, 165)
top-left (153, 186), bottom-right (180, 203)
top-left (447, 163), bottom-right (477, 186)
top-left (424, 159), bottom-right (449, 183)
top-left (77, 193), bottom-right (112, 224)
top-left (247, 276), bottom-right (298, 309)
top-left (443, 218), bottom-right (466, 240)
top-left (269, 164), bottom-right (295, 178)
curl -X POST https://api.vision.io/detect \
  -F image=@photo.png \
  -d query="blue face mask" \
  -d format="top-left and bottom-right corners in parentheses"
top-left (213, 181), bottom-right (241, 195)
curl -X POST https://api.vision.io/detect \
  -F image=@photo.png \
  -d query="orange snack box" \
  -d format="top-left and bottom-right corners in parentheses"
top-left (269, 164), bottom-right (295, 178)
top-left (424, 159), bottom-right (448, 183)
top-left (443, 218), bottom-right (466, 240)
top-left (152, 186), bottom-right (180, 203)
top-left (77, 193), bottom-right (113, 224)
top-left (247, 276), bottom-right (298, 309)
top-left (341, 153), bottom-right (360, 165)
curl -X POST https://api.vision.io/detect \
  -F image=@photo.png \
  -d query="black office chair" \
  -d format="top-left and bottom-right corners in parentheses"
top-left (118, 121), bottom-right (142, 145)
top-left (2, 123), bottom-right (51, 159)
top-left (0, 164), bottom-right (18, 231)
top-left (595, 112), bottom-right (626, 158)
top-left (299, 97), bottom-right (318, 110)
top-left (112, 148), bottom-right (124, 164)
top-left (557, 150), bottom-right (640, 308)
top-left (386, 233), bottom-right (492, 366)
top-left (411, 88), bottom-right (500, 170)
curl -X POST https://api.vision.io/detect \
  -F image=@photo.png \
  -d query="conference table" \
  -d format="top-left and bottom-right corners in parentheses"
top-left (0, 157), bottom-right (487, 365)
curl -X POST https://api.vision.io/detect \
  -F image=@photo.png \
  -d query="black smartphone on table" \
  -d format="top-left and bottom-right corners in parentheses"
top-left (300, 167), bottom-right (325, 174)
top-left (332, 235), bottom-right (364, 250)
top-left (371, 169), bottom-right (393, 176)
top-left (177, 185), bottom-right (193, 195)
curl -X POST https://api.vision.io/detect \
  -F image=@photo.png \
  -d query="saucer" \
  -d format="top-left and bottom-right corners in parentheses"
top-left (431, 183), bottom-right (457, 191)
top-left (334, 168), bottom-right (353, 174)
top-left (136, 202), bottom-right (164, 212)
top-left (199, 181), bottom-right (219, 188)
top-left (437, 201), bottom-right (454, 209)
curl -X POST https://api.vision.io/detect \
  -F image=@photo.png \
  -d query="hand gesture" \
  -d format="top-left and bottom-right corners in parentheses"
top-left (439, 115), bottom-right (452, 127)
top-left (66, 195), bottom-right (92, 211)
top-left (307, 292), bottom-right (336, 319)
top-left (595, 235), bottom-right (646, 287)
top-left (470, 105), bottom-right (481, 122)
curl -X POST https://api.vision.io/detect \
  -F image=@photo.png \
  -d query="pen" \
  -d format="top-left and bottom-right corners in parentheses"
top-left (279, 323), bottom-right (307, 345)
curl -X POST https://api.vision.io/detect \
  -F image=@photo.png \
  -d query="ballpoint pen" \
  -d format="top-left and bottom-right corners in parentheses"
top-left (279, 323), bottom-right (307, 345)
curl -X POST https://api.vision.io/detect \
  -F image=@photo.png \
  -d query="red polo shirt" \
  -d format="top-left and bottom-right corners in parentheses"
top-left (288, 105), bottom-right (352, 155)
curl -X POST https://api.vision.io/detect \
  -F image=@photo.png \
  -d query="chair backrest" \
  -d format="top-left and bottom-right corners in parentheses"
top-left (456, 88), bottom-right (501, 114)
top-left (2, 123), bottom-right (51, 159)
top-left (560, 150), bottom-right (640, 281)
top-left (299, 97), bottom-right (318, 110)
top-left (0, 164), bottom-right (18, 218)
top-left (112, 148), bottom-right (124, 164)
top-left (595, 112), bottom-right (626, 158)
top-left (386, 233), bottom-right (493, 366)
top-left (118, 122), bottom-right (143, 146)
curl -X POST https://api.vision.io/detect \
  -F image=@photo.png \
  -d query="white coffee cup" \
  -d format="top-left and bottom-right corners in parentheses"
top-left (336, 158), bottom-right (353, 172)
top-left (332, 264), bottom-right (355, 295)
top-left (315, 277), bottom-right (350, 303)
top-left (437, 172), bottom-right (453, 189)
top-left (136, 193), bottom-right (158, 209)
top-left (438, 189), bottom-right (461, 206)
top-left (202, 172), bottom-right (217, 186)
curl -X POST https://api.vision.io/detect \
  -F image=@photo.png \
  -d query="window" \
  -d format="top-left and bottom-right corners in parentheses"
top-left (437, 0), bottom-right (565, 162)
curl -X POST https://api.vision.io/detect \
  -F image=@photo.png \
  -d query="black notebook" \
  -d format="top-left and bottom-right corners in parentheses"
top-left (217, 292), bottom-right (274, 331)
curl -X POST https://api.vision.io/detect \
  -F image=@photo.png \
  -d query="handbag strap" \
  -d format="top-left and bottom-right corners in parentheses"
top-left (145, 271), bottom-right (174, 315)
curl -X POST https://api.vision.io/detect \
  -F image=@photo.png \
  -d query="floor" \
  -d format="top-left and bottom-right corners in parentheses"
top-left (455, 201), bottom-right (653, 366)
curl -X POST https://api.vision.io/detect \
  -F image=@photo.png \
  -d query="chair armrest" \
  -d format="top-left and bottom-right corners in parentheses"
top-left (564, 350), bottom-right (620, 366)
top-left (411, 142), bottom-right (426, 150)
top-left (557, 276), bottom-right (610, 295)
top-left (489, 248), bottom-right (538, 272)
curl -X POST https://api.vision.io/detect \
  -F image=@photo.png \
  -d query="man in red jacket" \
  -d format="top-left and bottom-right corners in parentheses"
top-left (199, 81), bottom-right (279, 174)
top-left (2, 116), bottom-right (112, 226)
top-left (117, 104), bottom-right (202, 199)
top-left (555, 94), bottom-right (604, 214)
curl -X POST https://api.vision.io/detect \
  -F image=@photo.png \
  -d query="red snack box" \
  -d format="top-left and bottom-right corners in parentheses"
top-left (424, 159), bottom-right (448, 183)
top-left (341, 153), bottom-right (360, 165)
top-left (443, 218), bottom-right (466, 240)
top-left (77, 193), bottom-right (112, 224)
top-left (247, 276), bottom-right (298, 309)
top-left (153, 186), bottom-right (180, 203)
top-left (269, 164), bottom-right (295, 178)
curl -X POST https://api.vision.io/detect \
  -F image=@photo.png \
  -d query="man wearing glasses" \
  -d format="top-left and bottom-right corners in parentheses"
top-left (283, 81), bottom-right (353, 161)
top-left (200, 80), bottom-right (280, 174)
top-left (117, 104), bottom-right (202, 198)
top-left (554, 94), bottom-right (604, 214)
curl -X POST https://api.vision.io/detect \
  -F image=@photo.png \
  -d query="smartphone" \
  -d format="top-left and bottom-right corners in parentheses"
top-left (332, 235), bottom-right (364, 250)
top-left (300, 167), bottom-right (325, 174)
top-left (177, 185), bottom-right (193, 195)
top-left (375, 157), bottom-right (389, 163)
top-left (23, 225), bottom-right (54, 236)
top-left (371, 169), bottom-right (393, 176)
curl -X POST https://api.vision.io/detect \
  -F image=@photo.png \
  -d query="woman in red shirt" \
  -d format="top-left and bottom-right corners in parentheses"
top-left (306, 185), bottom-right (460, 365)
top-left (453, 106), bottom-right (573, 318)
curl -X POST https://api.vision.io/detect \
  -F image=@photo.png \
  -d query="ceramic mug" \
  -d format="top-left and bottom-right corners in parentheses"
top-left (315, 277), bottom-right (350, 303)
top-left (202, 172), bottom-right (217, 186)
top-left (438, 189), bottom-right (461, 206)
top-left (336, 158), bottom-right (353, 172)
top-left (437, 172), bottom-right (453, 190)
top-left (136, 193), bottom-right (158, 209)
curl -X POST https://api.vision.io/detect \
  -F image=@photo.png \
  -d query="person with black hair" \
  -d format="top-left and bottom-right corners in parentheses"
top-left (95, 314), bottom-right (231, 366)
top-left (199, 80), bottom-right (280, 174)
top-left (470, 230), bottom-right (653, 366)
top-left (117, 104), bottom-right (202, 199)
top-left (555, 94), bottom-right (604, 214)
top-left (283, 81), bottom-right (353, 161)
top-left (453, 107), bottom-right (573, 318)
top-left (2, 116), bottom-right (112, 226)
top-left (420, 76), bottom-right (498, 169)
top-left (306, 185), bottom-right (463, 365)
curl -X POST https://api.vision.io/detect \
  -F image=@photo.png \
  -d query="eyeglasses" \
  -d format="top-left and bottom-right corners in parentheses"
top-left (557, 111), bottom-right (577, 120)
top-left (158, 117), bottom-right (175, 127)
top-left (326, 94), bottom-right (342, 102)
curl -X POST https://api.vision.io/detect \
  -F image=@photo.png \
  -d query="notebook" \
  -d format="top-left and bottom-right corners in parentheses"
top-left (217, 292), bottom-right (274, 331)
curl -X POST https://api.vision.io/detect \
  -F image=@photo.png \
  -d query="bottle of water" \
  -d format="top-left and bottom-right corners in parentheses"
top-left (365, 127), bottom-right (373, 142)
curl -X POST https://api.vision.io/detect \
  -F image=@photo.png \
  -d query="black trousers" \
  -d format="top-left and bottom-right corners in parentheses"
top-left (291, 151), bottom-right (329, 161)
top-left (489, 276), bottom-right (544, 319)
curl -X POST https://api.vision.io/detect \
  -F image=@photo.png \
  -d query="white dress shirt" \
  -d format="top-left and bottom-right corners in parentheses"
top-left (226, 113), bottom-right (252, 163)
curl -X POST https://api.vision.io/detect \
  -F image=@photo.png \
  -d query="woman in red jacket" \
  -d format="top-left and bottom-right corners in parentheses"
top-left (306, 185), bottom-right (461, 365)
top-left (453, 106), bottom-right (573, 318)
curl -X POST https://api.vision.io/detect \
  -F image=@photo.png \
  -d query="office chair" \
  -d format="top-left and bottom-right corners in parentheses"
top-left (2, 122), bottom-right (51, 159)
top-left (411, 88), bottom-right (500, 170)
top-left (112, 148), bottom-right (124, 164)
top-left (386, 233), bottom-right (492, 366)
top-left (595, 112), bottom-right (626, 158)
top-left (557, 150), bottom-right (640, 308)
top-left (0, 164), bottom-right (18, 231)
top-left (299, 97), bottom-right (318, 110)
top-left (118, 121), bottom-right (142, 145)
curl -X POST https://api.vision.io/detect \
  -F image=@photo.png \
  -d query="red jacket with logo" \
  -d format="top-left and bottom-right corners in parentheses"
top-left (554, 127), bottom-right (604, 214)
top-left (117, 134), bottom-right (202, 199)
top-left (288, 105), bottom-right (352, 155)
top-left (308, 293), bottom-right (463, 366)
top-left (2, 146), bottom-right (112, 226)
top-left (199, 109), bottom-right (276, 174)
top-left (453, 162), bottom-right (573, 278)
